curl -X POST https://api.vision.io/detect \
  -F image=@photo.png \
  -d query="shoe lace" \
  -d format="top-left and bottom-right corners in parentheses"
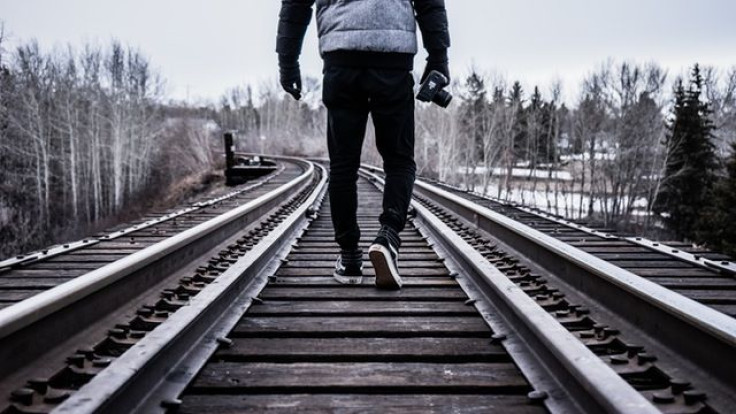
top-left (340, 249), bottom-right (363, 267)
top-left (376, 226), bottom-right (401, 249)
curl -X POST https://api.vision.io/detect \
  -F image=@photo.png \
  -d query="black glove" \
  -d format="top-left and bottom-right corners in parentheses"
top-left (421, 49), bottom-right (450, 85)
top-left (279, 55), bottom-right (302, 101)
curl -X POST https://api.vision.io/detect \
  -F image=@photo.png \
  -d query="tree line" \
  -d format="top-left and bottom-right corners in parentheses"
top-left (417, 62), bottom-right (735, 253)
top-left (216, 61), bottom-right (736, 253)
top-left (216, 76), bottom-right (326, 158)
top-left (432, 62), bottom-right (735, 253)
top-left (0, 35), bottom-right (220, 258)
top-left (2, 32), bottom-right (735, 258)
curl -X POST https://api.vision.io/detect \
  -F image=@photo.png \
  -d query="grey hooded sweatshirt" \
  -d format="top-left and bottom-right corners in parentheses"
top-left (277, 0), bottom-right (450, 69)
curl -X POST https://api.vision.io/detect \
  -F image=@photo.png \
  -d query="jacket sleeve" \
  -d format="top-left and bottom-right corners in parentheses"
top-left (276, 0), bottom-right (315, 59)
top-left (413, 0), bottom-right (450, 60)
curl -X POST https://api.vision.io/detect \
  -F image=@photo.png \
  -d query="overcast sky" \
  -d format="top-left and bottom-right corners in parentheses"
top-left (2, 0), bottom-right (735, 103)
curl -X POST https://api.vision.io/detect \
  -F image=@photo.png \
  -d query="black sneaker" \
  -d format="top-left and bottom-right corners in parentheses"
top-left (333, 249), bottom-right (363, 285)
top-left (369, 226), bottom-right (402, 290)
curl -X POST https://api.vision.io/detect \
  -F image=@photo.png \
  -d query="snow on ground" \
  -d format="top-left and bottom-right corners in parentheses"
top-left (451, 155), bottom-right (652, 219)
top-left (560, 152), bottom-right (616, 162)
top-left (477, 183), bottom-right (649, 219)
top-left (457, 166), bottom-right (573, 181)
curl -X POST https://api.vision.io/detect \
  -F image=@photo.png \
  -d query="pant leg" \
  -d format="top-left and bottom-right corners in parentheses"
top-left (322, 66), bottom-right (370, 250)
top-left (367, 69), bottom-right (416, 235)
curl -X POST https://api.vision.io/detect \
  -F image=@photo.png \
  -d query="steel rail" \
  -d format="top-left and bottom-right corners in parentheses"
top-left (412, 177), bottom-right (736, 389)
top-left (359, 168), bottom-right (659, 414)
top-left (54, 164), bottom-right (328, 414)
top-left (0, 161), bottom-right (312, 338)
top-left (512, 202), bottom-right (736, 276)
top-left (0, 165), bottom-right (287, 272)
top-left (499, 201), bottom-right (619, 240)
top-left (485, 196), bottom-right (736, 277)
top-left (0, 160), bottom-right (314, 381)
top-left (624, 235), bottom-right (736, 276)
top-left (414, 176), bottom-right (736, 277)
top-left (363, 161), bottom-right (736, 275)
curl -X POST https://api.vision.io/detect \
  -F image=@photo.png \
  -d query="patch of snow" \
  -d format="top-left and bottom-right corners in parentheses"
top-left (560, 152), bottom-right (616, 162)
top-left (478, 184), bottom-right (650, 219)
top-left (457, 166), bottom-right (573, 181)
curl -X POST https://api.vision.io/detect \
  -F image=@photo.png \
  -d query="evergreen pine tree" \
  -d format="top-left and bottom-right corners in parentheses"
top-left (697, 142), bottom-right (736, 255)
top-left (458, 71), bottom-right (488, 163)
top-left (491, 86), bottom-right (504, 106)
top-left (527, 87), bottom-right (543, 166)
top-left (509, 81), bottom-right (527, 163)
top-left (540, 100), bottom-right (558, 165)
top-left (526, 87), bottom-right (558, 165)
top-left (654, 64), bottom-right (718, 239)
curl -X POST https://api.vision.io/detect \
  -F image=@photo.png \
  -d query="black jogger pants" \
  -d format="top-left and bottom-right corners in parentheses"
top-left (322, 66), bottom-right (416, 251)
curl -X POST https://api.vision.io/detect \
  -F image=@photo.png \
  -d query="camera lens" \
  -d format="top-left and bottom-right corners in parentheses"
top-left (432, 90), bottom-right (453, 108)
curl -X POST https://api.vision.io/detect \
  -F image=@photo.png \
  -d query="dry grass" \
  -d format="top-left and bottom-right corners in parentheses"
top-left (157, 170), bottom-right (225, 208)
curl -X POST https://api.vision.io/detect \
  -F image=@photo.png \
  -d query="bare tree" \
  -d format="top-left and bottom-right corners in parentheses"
top-left (0, 40), bottom-right (171, 258)
top-left (703, 66), bottom-right (736, 157)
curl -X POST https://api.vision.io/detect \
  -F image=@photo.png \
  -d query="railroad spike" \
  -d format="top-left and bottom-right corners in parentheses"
top-left (26, 378), bottom-right (49, 394)
top-left (527, 390), bottom-right (548, 403)
top-left (652, 392), bottom-right (675, 404)
top-left (216, 337), bottom-right (234, 348)
top-left (161, 398), bottom-right (183, 410)
top-left (682, 390), bottom-right (707, 405)
top-left (670, 379), bottom-right (691, 394)
top-left (10, 388), bottom-right (35, 406)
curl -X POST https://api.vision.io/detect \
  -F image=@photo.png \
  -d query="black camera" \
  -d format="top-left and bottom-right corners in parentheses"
top-left (417, 70), bottom-right (452, 108)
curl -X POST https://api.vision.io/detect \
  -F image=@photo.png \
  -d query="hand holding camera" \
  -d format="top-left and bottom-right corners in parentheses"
top-left (418, 52), bottom-right (452, 108)
top-left (417, 70), bottom-right (452, 108)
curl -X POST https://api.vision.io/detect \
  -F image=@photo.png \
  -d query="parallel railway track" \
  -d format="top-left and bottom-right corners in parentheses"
top-left (0, 157), bottom-right (314, 410)
top-left (0, 161), bottom-right (300, 308)
top-left (0, 157), bottom-right (733, 413)
top-left (411, 176), bottom-right (736, 318)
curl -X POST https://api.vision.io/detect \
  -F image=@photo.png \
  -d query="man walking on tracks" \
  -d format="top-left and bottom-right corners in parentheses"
top-left (276, 0), bottom-right (450, 289)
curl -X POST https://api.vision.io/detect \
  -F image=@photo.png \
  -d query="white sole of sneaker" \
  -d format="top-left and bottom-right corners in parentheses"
top-left (333, 273), bottom-right (363, 285)
top-left (369, 244), bottom-right (402, 290)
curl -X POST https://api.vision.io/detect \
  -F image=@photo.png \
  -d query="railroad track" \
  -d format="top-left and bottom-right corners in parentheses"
top-left (0, 157), bottom-right (315, 411)
top-left (378, 166), bottom-right (735, 411)
top-left (1, 157), bottom-right (734, 413)
top-left (409, 175), bottom-right (736, 318)
top-left (0, 160), bottom-right (301, 308)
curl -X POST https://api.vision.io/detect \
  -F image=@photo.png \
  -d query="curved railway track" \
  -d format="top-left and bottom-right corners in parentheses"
top-left (0, 157), bottom-right (315, 412)
top-left (0, 156), bottom-right (734, 414)
top-left (0, 161), bottom-right (303, 308)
